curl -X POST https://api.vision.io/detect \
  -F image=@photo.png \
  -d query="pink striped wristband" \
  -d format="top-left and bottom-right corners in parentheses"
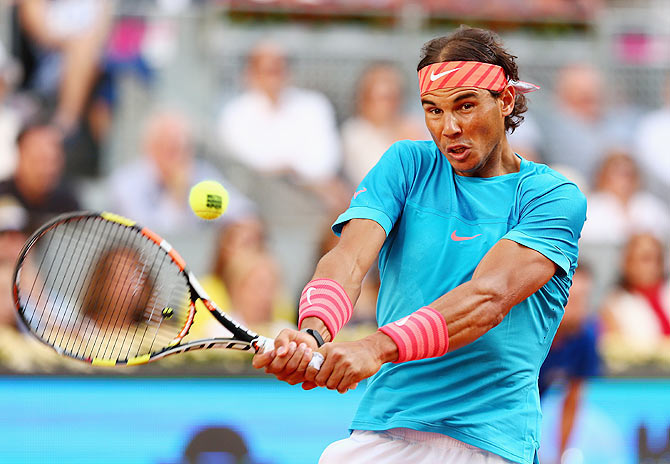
top-left (379, 306), bottom-right (449, 363)
top-left (298, 278), bottom-right (353, 339)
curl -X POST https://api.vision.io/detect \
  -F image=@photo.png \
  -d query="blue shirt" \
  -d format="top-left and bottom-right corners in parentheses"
top-left (538, 320), bottom-right (600, 397)
top-left (332, 140), bottom-right (587, 464)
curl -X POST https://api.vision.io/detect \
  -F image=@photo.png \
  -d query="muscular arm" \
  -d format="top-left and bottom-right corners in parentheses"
top-left (252, 218), bottom-right (385, 378)
top-left (433, 238), bottom-right (557, 351)
top-left (300, 218), bottom-right (386, 342)
top-left (257, 217), bottom-right (559, 392)
top-left (308, 237), bottom-right (559, 392)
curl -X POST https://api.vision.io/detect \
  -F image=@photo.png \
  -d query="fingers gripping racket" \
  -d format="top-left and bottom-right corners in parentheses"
top-left (12, 211), bottom-right (324, 369)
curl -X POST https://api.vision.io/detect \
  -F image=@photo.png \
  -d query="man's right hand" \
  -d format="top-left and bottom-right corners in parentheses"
top-left (252, 328), bottom-right (320, 385)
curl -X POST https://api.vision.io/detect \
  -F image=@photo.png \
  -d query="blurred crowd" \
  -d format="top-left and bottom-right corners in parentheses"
top-left (0, 1), bottom-right (668, 380)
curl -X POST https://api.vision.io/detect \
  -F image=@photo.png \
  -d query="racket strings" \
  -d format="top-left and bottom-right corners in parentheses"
top-left (81, 222), bottom-right (144, 359)
top-left (115, 241), bottom-right (172, 360)
top-left (52, 216), bottom-right (108, 351)
top-left (17, 217), bottom-right (192, 363)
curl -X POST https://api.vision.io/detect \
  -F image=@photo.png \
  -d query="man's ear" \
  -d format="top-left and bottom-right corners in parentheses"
top-left (499, 85), bottom-right (515, 118)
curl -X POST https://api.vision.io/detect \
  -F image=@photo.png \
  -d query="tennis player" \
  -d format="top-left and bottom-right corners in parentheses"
top-left (254, 26), bottom-right (587, 464)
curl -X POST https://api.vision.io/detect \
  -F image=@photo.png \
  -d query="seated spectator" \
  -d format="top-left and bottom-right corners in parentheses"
top-left (636, 72), bottom-right (670, 199)
top-left (108, 110), bottom-right (255, 234)
top-left (341, 63), bottom-right (427, 186)
top-left (541, 63), bottom-right (632, 183)
top-left (217, 41), bottom-right (348, 213)
top-left (0, 119), bottom-right (80, 234)
top-left (16, 0), bottom-right (112, 137)
top-left (0, 40), bottom-right (23, 181)
top-left (600, 233), bottom-right (670, 366)
top-left (580, 150), bottom-right (670, 246)
top-left (539, 264), bottom-right (599, 463)
top-left (188, 218), bottom-right (294, 340)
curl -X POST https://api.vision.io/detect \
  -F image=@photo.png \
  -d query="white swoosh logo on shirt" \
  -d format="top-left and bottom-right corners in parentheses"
top-left (430, 68), bottom-right (461, 81)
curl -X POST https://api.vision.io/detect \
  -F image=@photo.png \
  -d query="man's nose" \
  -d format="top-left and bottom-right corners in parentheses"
top-left (441, 113), bottom-right (462, 138)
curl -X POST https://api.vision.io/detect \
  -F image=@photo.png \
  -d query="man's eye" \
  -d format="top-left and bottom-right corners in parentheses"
top-left (429, 108), bottom-right (442, 115)
top-left (461, 103), bottom-right (474, 110)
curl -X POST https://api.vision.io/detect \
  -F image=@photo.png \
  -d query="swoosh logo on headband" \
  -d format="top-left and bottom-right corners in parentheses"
top-left (430, 68), bottom-right (461, 81)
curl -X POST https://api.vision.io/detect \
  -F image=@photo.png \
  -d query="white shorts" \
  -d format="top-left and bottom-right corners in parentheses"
top-left (319, 428), bottom-right (516, 464)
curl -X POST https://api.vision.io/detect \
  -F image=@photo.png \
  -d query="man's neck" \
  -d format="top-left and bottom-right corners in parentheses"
top-left (474, 138), bottom-right (519, 178)
top-left (499, 140), bottom-right (521, 174)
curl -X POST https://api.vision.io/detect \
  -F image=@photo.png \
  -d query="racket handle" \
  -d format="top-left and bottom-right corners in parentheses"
top-left (255, 336), bottom-right (324, 371)
top-left (256, 336), bottom-right (276, 354)
top-left (308, 352), bottom-right (324, 370)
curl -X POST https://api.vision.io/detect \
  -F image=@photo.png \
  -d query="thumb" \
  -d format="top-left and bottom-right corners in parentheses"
top-left (252, 350), bottom-right (275, 369)
top-left (274, 331), bottom-right (294, 356)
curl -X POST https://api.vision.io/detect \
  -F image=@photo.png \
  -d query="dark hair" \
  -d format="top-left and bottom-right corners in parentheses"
top-left (417, 26), bottom-right (527, 133)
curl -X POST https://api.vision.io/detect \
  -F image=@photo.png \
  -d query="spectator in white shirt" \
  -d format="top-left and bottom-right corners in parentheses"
top-left (635, 73), bottom-right (670, 199)
top-left (580, 149), bottom-right (670, 246)
top-left (341, 63), bottom-right (427, 186)
top-left (217, 41), bottom-right (347, 212)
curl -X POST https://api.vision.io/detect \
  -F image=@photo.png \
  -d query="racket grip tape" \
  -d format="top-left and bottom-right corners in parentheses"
top-left (256, 336), bottom-right (276, 354)
top-left (308, 352), bottom-right (324, 370)
top-left (255, 336), bottom-right (323, 371)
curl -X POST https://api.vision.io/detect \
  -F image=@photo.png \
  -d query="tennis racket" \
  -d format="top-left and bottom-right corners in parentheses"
top-left (12, 211), bottom-right (324, 369)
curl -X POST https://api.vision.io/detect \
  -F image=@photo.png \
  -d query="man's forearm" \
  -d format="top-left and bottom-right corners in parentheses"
top-left (430, 277), bottom-right (508, 352)
top-left (312, 243), bottom-right (366, 304)
top-left (302, 244), bottom-right (368, 342)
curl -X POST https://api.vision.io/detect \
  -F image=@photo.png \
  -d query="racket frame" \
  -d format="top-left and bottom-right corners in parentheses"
top-left (12, 211), bottom-right (274, 367)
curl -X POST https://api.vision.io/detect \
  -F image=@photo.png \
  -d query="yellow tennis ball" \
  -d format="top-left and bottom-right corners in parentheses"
top-left (189, 180), bottom-right (229, 220)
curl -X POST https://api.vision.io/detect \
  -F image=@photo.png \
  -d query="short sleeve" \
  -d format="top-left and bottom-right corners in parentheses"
top-left (332, 141), bottom-right (415, 236)
top-left (503, 180), bottom-right (587, 276)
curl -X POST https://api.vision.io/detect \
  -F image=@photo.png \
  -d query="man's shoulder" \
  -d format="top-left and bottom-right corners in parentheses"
top-left (219, 91), bottom-right (264, 116)
top-left (50, 184), bottom-right (80, 207)
top-left (519, 161), bottom-right (585, 201)
top-left (381, 140), bottom-right (440, 173)
top-left (388, 139), bottom-right (436, 157)
top-left (285, 86), bottom-right (328, 102)
top-left (283, 87), bottom-right (335, 115)
top-left (110, 158), bottom-right (151, 178)
top-left (108, 159), bottom-right (157, 193)
top-left (639, 107), bottom-right (670, 129)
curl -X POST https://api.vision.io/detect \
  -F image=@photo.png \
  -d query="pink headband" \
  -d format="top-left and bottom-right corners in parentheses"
top-left (418, 61), bottom-right (539, 96)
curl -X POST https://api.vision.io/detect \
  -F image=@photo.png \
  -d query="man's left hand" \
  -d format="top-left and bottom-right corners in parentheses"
top-left (304, 332), bottom-right (397, 394)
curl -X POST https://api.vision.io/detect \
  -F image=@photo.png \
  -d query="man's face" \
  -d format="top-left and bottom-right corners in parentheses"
top-left (421, 86), bottom-right (512, 177)
top-left (145, 116), bottom-right (192, 184)
top-left (16, 127), bottom-right (65, 198)
top-left (248, 49), bottom-right (288, 99)
top-left (624, 235), bottom-right (664, 288)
